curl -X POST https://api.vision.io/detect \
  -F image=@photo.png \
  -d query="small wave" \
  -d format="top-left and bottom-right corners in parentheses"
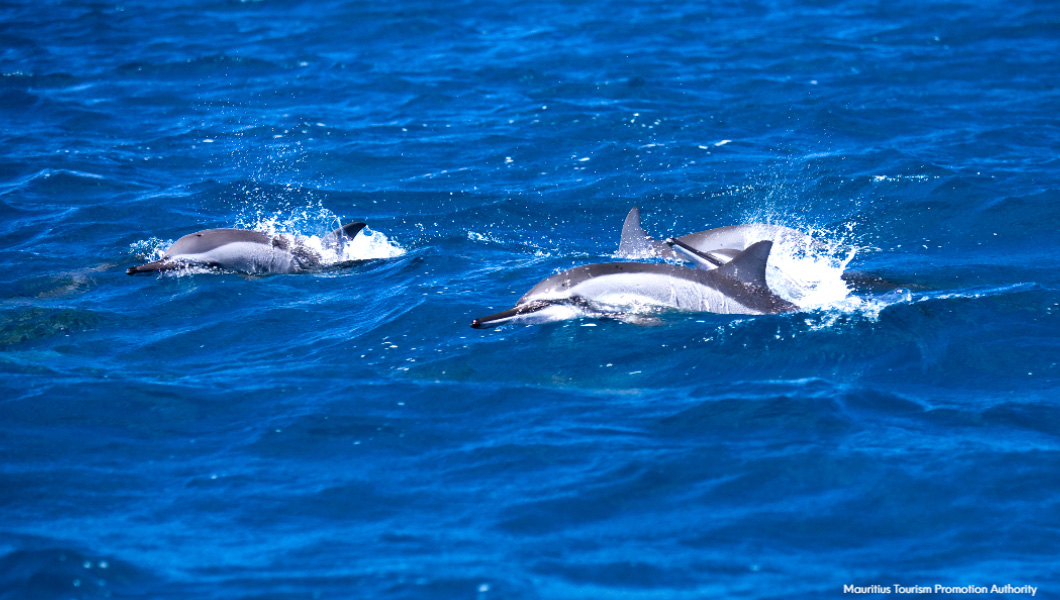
top-left (34, 168), bottom-right (105, 181)
top-left (788, 278), bottom-right (1040, 333)
top-left (466, 230), bottom-right (566, 259)
top-left (0, 546), bottom-right (157, 598)
top-left (115, 54), bottom-right (279, 78)
top-left (914, 282), bottom-right (1039, 304)
top-left (871, 174), bottom-right (940, 183)
top-left (1, 169), bottom-right (107, 196)
top-left (467, 231), bottom-right (503, 244)
top-left (128, 237), bottom-right (170, 262)
top-left (0, 168), bottom-right (148, 199)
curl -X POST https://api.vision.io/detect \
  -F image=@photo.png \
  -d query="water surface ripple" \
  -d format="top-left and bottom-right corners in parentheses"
top-left (1, 1), bottom-right (1058, 598)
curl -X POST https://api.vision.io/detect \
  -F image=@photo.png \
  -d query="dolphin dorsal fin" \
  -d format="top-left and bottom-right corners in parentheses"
top-left (714, 240), bottom-right (773, 289)
top-left (322, 222), bottom-right (367, 252)
top-left (616, 207), bottom-right (682, 260)
top-left (617, 206), bottom-right (652, 256)
top-left (336, 222), bottom-right (367, 239)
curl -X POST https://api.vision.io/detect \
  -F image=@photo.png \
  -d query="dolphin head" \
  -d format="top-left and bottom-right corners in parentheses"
top-left (126, 229), bottom-right (274, 275)
top-left (471, 299), bottom-right (589, 328)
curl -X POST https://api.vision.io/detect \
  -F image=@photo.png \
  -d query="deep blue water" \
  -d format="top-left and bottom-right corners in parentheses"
top-left (2, 0), bottom-right (1059, 598)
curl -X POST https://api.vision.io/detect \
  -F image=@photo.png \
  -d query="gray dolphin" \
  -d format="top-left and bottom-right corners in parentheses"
top-left (619, 206), bottom-right (918, 293)
top-left (617, 206), bottom-right (827, 269)
top-left (471, 240), bottom-right (798, 328)
top-left (127, 222), bottom-right (367, 275)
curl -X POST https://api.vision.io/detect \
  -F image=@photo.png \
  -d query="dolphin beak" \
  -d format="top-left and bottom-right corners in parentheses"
top-left (471, 306), bottom-right (522, 328)
top-left (470, 300), bottom-right (552, 328)
top-left (126, 259), bottom-right (189, 275)
top-left (127, 260), bottom-right (169, 275)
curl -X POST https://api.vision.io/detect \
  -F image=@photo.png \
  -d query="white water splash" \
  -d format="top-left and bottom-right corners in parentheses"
top-left (299, 226), bottom-right (405, 264)
top-left (235, 202), bottom-right (405, 264)
top-left (128, 237), bottom-right (170, 261)
top-left (467, 231), bottom-right (503, 244)
top-left (764, 229), bottom-right (922, 325)
top-left (765, 232), bottom-right (856, 311)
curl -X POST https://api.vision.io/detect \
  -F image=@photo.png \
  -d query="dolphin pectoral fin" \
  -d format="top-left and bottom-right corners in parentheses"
top-left (665, 237), bottom-right (726, 269)
top-left (617, 206), bottom-right (682, 260)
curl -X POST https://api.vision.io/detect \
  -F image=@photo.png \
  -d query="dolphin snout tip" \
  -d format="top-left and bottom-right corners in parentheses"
top-left (127, 259), bottom-right (179, 275)
top-left (471, 314), bottom-right (508, 328)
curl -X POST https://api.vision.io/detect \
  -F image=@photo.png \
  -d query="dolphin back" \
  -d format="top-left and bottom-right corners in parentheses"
top-left (126, 229), bottom-right (273, 275)
top-left (127, 227), bottom-right (322, 275)
top-left (165, 229), bottom-right (273, 257)
top-left (676, 223), bottom-right (825, 259)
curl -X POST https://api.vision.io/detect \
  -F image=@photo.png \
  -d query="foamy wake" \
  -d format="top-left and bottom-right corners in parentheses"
top-left (765, 233), bottom-right (855, 310)
top-left (128, 237), bottom-right (170, 263)
top-left (295, 226), bottom-right (405, 264)
top-left (236, 204), bottom-right (405, 264)
top-left (764, 231), bottom-right (915, 322)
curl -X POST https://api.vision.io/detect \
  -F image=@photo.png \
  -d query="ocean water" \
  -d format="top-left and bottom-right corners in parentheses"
top-left (2, 0), bottom-right (1059, 598)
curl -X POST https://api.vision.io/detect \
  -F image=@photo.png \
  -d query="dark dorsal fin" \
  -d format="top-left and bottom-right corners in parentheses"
top-left (322, 222), bottom-right (367, 252)
top-left (337, 222), bottom-right (367, 238)
top-left (616, 206), bottom-right (681, 260)
top-left (714, 240), bottom-right (773, 289)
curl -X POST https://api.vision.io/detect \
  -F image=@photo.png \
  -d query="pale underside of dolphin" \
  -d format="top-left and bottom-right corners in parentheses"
top-left (471, 239), bottom-right (798, 328)
top-left (127, 222), bottom-right (367, 275)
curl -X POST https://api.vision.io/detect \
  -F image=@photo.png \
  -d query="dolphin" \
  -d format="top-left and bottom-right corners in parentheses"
top-left (127, 222), bottom-right (367, 275)
top-left (618, 207), bottom-right (919, 293)
top-left (617, 206), bottom-right (828, 269)
top-left (471, 240), bottom-right (798, 328)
